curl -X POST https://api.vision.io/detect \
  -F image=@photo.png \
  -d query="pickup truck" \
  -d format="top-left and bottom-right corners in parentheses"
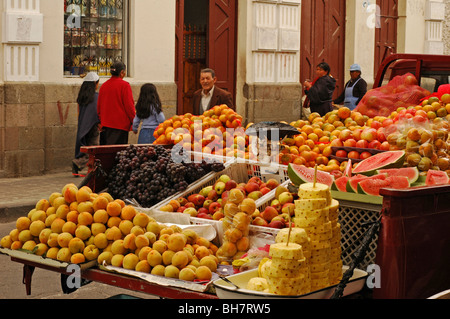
top-left (373, 53), bottom-right (450, 93)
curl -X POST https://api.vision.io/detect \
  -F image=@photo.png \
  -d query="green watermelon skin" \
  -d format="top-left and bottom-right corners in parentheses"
top-left (288, 163), bottom-right (334, 187)
top-left (353, 151), bottom-right (405, 176)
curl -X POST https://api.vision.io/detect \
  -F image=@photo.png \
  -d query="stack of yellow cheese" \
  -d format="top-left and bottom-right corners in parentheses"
top-left (328, 198), bottom-right (343, 285)
top-left (293, 182), bottom-right (342, 291)
top-left (262, 242), bottom-right (309, 295)
top-left (275, 227), bottom-right (311, 292)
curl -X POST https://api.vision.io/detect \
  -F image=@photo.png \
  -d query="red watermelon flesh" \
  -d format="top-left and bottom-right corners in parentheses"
top-left (288, 163), bottom-right (335, 187)
top-left (346, 174), bottom-right (387, 193)
top-left (334, 176), bottom-right (349, 192)
top-left (358, 176), bottom-right (410, 196)
top-left (353, 151), bottom-right (405, 175)
top-left (425, 170), bottom-right (450, 186)
top-left (376, 167), bottom-right (419, 183)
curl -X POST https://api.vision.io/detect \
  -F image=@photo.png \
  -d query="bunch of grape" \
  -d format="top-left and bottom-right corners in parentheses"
top-left (106, 144), bottom-right (225, 207)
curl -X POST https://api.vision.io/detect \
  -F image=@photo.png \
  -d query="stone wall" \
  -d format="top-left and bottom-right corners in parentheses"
top-left (0, 82), bottom-right (177, 178)
top-left (444, 0), bottom-right (450, 55)
top-left (243, 83), bottom-right (303, 125)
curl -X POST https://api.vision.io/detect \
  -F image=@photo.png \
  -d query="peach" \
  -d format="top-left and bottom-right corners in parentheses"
top-left (130, 225), bottom-right (145, 236)
top-left (144, 232), bottom-right (157, 245)
top-left (68, 237), bottom-right (85, 254)
top-left (29, 220), bottom-right (46, 237)
top-left (1, 235), bottom-right (13, 249)
top-left (111, 254), bottom-right (125, 267)
top-left (63, 185), bottom-right (78, 203)
top-left (107, 216), bottom-right (122, 228)
top-left (93, 209), bottom-right (109, 224)
top-left (147, 249), bottom-right (163, 267)
top-left (10, 240), bottom-right (23, 250)
top-left (31, 210), bottom-right (47, 223)
top-left (122, 253), bottom-right (139, 270)
top-left (38, 228), bottom-right (52, 244)
top-left (97, 251), bottom-right (113, 265)
top-left (179, 267), bottom-right (196, 281)
top-left (164, 265), bottom-right (180, 278)
top-left (135, 260), bottom-right (151, 273)
top-left (151, 264), bottom-right (165, 276)
top-left (159, 234), bottom-right (170, 242)
top-left (52, 196), bottom-right (67, 210)
top-left (138, 246), bottom-right (153, 261)
top-left (195, 237), bottom-right (210, 248)
top-left (18, 230), bottom-right (33, 243)
top-left (133, 213), bottom-right (150, 228)
top-left (46, 207), bottom-right (56, 217)
top-left (111, 239), bottom-right (127, 255)
top-left (146, 222), bottom-right (162, 235)
top-left (34, 243), bottom-right (49, 256)
top-left (105, 226), bottom-right (122, 241)
top-left (78, 212), bottom-right (93, 226)
top-left (76, 187), bottom-right (91, 203)
top-left (93, 233), bottom-right (109, 249)
top-left (22, 240), bottom-right (37, 251)
top-left (75, 225), bottom-right (92, 241)
top-left (172, 251), bottom-right (189, 269)
top-left (152, 240), bottom-right (168, 254)
top-left (239, 198), bottom-right (256, 215)
top-left (224, 227), bottom-right (243, 243)
top-left (120, 205), bottom-right (137, 221)
top-left (123, 233), bottom-right (137, 251)
top-left (57, 232), bottom-right (73, 248)
top-left (160, 227), bottom-right (174, 236)
top-left (114, 199), bottom-right (125, 208)
top-left (69, 202), bottom-right (78, 212)
top-left (48, 192), bottom-right (62, 206)
top-left (195, 246), bottom-right (210, 260)
top-left (98, 192), bottom-right (114, 202)
top-left (135, 234), bottom-right (150, 249)
top-left (195, 265), bottom-right (212, 281)
top-left (83, 244), bottom-right (100, 261)
top-left (227, 188), bottom-right (245, 204)
top-left (77, 202), bottom-right (94, 214)
top-left (45, 214), bottom-right (57, 228)
top-left (236, 236), bottom-right (250, 251)
top-left (92, 195), bottom-right (109, 212)
top-left (47, 233), bottom-right (59, 248)
top-left (162, 250), bottom-right (175, 265)
top-left (35, 199), bottom-right (50, 212)
top-left (220, 241), bottom-right (237, 257)
top-left (200, 256), bottom-right (218, 272)
top-left (66, 211), bottom-right (80, 224)
top-left (167, 233), bottom-right (187, 252)
top-left (233, 212), bottom-right (251, 231)
top-left (71, 253), bottom-right (86, 264)
top-left (91, 223), bottom-right (106, 236)
top-left (61, 221), bottom-right (77, 235)
top-left (55, 204), bottom-right (70, 220)
top-left (46, 247), bottom-right (59, 259)
top-left (57, 247), bottom-right (72, 262)
top-left (106, 201), bottom-right (122, 217)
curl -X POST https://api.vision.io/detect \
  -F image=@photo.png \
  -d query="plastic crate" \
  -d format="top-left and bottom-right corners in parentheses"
top-left (150, 162), bottom-right (290, 242)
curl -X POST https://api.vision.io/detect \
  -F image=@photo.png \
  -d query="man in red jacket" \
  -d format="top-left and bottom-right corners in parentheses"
top-left (97, 62), bottom-right (136, 145)
top-left (192, 68), bottom-right (233, 115)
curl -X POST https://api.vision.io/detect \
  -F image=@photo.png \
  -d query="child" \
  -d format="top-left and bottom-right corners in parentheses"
top-left (132, 83), bottom-right (165, 144)
top-left (73, 72), bottom-right (100, 176)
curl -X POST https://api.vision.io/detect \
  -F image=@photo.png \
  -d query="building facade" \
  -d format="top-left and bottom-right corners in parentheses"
top-left (0, 0), bottom-right (448, 177)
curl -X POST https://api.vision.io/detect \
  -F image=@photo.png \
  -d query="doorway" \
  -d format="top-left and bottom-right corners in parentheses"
top-left (374, 0), bottom-right (398, 77)
top-left (175, 0), bottom-right (237, 115)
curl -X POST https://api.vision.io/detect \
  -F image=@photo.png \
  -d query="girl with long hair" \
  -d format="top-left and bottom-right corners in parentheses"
top-left (132, 83), bottom-right (165, 144)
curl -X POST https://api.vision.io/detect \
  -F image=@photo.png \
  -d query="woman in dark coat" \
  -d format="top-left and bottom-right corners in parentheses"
top-left (303, 62), bottom-right (336, 117)
top-left (72, 72), bottom-right (100, 176)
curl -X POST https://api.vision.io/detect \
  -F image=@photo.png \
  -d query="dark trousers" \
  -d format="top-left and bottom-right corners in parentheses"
top-left (100, 127), bottom-right (129, 145)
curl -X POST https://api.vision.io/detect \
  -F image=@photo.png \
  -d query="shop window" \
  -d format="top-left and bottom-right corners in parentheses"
top-left (64, 0), bottom-right (128, 77)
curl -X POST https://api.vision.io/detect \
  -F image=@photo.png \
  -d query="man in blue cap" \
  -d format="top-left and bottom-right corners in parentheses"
top-left (334, 63), bottom-right (367, 110)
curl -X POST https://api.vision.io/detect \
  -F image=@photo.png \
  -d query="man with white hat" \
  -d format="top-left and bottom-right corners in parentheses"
top-left (334, 63), bottom-right (367, 110)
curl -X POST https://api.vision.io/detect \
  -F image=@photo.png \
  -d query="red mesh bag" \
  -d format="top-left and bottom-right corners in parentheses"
top-left (356, 73), bottom-right (430, 118)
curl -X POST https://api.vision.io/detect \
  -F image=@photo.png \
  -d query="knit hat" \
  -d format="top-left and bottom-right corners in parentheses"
top-left (84, 72), bottom-right (100, 82)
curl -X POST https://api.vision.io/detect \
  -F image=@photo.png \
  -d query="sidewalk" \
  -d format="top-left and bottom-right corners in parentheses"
top-left (0, 171), bottom-right (80, 223)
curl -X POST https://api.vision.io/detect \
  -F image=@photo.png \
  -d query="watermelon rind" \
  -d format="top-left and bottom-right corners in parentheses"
top-left (353, 151), bottom-right (405, 176)
top-left (376, 167), bottom-right (419, 184)
top-left (288, 163), bottom-right (334, 187)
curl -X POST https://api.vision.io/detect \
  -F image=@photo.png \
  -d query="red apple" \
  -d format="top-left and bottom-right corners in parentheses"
top-left (271, 199), bottom-right (281, 212)
top-left (379, 141), bottom-right (390, 151)
top-left (260, 187), bottom-right (271, 195)
top-left (197, 212), bottom-right (212, 220)
top-left (225, 180), bottom-right (238, 191)
top-left (261, 206), bottom-right (279, 222)
top-left (247, 191), bottom-right (263, 201)
top-left (177, 197), bottom-right (188, 206)
top-left (245, 182), bottom-right (260, 193)
top-left (248, 176), bottom-right (262, 186)
top-left (252, 216), bottom-right (269, 227)
top-left (209, 202), bottom-right (221, 214)
top-left (177, 206), bottom-right (187, 213)
top-left (361, 128), bottom-right (377, 142)
top-left (265, 179), bottom-right (279, 190)
top-left (368, 140), bottom-right (381, 149)
top-left (281, 203), bottom-right (295, 216)
top-left (268, 220), bottom-right (285, 229)
top-left (336, 150), bottom-right (347, 158)
top-left (352, 128), bottom-right (363, 140)
top-left (359, 151), bottom-right (372, 160)
top-left (197, 207), bottom-right (209, 216)
top-left (207, 190), bottom-right (219, 201)
top-left (348, 151), bottom-right (360, 159)
top-left (343, 139), bottom-right (357, 147)
top-left (355, 139), bottom-right (369, 148)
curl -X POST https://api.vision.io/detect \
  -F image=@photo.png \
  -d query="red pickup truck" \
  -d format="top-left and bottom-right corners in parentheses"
top-left (373, 53), bottom-right (450, 93)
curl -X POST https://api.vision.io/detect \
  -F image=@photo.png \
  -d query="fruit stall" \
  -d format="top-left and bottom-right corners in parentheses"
top-left (2, 77), bottom-right (450, 300)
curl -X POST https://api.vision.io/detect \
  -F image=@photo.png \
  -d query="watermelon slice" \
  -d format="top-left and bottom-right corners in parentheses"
top-left (346, 174), bottom-right (387, 193)
top-left (376, 167), bottom-right (419, 184)
top-left (344, 159), bottom-right (352, 177)
top-left (353, 151), bottom-right (405, 176)
top-left (425, 170), bottom-right (450, 186)
top-left (288, 163), bottom-right (334, 187)
top-left (333, 176), bottom-right (349, 192)
top-left (358, 176), bottom-right (410, 196)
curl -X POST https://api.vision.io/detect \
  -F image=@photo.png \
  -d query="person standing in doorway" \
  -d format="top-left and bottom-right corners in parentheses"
top-left (334, 64), bottom-right (368, 110)
top-left (72, 72), bottom-right (101, 176)
top-left (192, 68), bottom-right (233, 115)
top-left (303, 62), bottom-right (336, 117)
top-left (97, 61), bottom-right (136, 145)
top-left (132, 83), bottom-right (165, 144)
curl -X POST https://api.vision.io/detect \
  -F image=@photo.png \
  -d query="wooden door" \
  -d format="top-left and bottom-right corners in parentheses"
top-left (208, 0), bottom-right (237, 106)
top-left (374, 0), bottom-right (398, 77)
top-left (175, 0), bottom-right (237, 115)
top-left (300, 0), bottom-right (346, 100)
